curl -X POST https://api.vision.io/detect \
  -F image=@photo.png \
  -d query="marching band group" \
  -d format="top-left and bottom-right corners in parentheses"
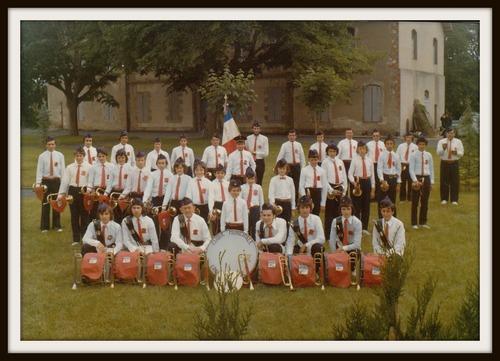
top-left (34, 122), bottom-right (464, 287)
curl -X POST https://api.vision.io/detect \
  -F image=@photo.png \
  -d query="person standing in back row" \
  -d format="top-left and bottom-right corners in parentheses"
top-left (436, 127), bottom-right (464, 206)
top-left (309, 130), bottom-right (328, 167)
top-left (367, 128), bottom-right (386, 202)
top-left (246, 121), bottom-right (269, 186)
top-left (337, 128), bottom-right (358, 195)
top-left (277, 129), bottom-right (306, 203)
top-left (110, 130), bottom-right (136, 168)
top-left (35, 136), bottom-right (66, 233)
top-left (396, 132), bottom-right (418, 203)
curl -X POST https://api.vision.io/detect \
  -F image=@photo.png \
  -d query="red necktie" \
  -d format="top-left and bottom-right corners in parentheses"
top-left (76, 164), bottom-right (81, 187)
top-left (101, 224), bottom-right (106, 244)
top-left (137, 170), bottom-right (142, 193)
top-left (240, 151), bottom-right (244, 177)
top-left (313, 167), bottom-right (317, 188)
top-left (318, 143), bottom-right (322, 161)
top-left (220, 180), bottom-right (226, 202)
top-left (88, 149), bottom-right (92, 165)
top-left (158, 170), bottom-right (164, 197)
top-left (292, 142), bottom-right (296, 164)
top-left (253, 137), bottom-right (257, 161)
top-left (349, 140), bottom-right (352, 159)
top-left (267, 225), bottom-right (272, 238)
top-left (215, 146), bottom-right (219, 167)
top-left (362, 157), bottom-right (367, 178)
top-left (448, 140), bottom-right (452, 159)
top-left (101, 165), bottom-right (106, 188)
top-left (187, 218), bottom-right (191, 243)
top-left (343, 218), bottom-right (348, 246)
top-left (233, 199), bottom-right (237, 222)
top-left (375, 143), bottom-right (380, 163)
top-left (118, 165), bottom-right (123, 189)
top-left (49, 152), bottom-right (54, 177)
top-left (303, 218), bottom-right (308, 242)
top-left (247, 184), bottom-right (253, 208)
top-left (421, 153), bottom-right (424, 176)
top-left (388, 152), bottom-right (392, 168)
top-left (405, 144), bottom-right (410, 162)
top-left (137, 217), bottom-right (144, 244)
top-left (197, 179), bottom-right (204, 203)
top-left (334, 161), bottom-right (340, 184)
top-left (385, 221), bottom-right (389, 239)
top-left (174, 176), bottom-right (181, 200)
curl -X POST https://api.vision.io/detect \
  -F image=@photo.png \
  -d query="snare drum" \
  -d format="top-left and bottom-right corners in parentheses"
top-left (206, 230), bottom-right (258, 277)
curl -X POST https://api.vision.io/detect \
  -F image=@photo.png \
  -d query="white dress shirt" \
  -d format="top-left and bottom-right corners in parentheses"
top-left (436, 137), bottom-right (464, 161)
top-left (58, 161), bottom-right (91, 194)
top-left (225, 150), bottom-right (256, 179)
top-left (36, 150), bottom-right (66, 182)
top-left (88, 162), bottom-right (114, 190)
top-left (298, 165), bottom-right (332, 206)
top-left (170, 146), bottom-right (195, 170)
top-left (309, 141), bottom-right (328, 162)
top-left (396, 141), bottom-right (418, 164)
top-left (220, 197), bottom-right (249, 233)
top-left (208, 178), bottom-right (230, 211)
top-left (170, 213), bottom-right (212, 253)
top-left (371, 216), bottom-right (405, 256)
top-left (143, 168), bottom-right (173, 202)
top-left (161, 173), bottom-right (192, 206)
top-left (321, 157), bottom-right (348, 196)
top-left (111, 143), bottom-right (136, 167)
top-left (337, 138), bottom-right (358, 162)
top-left (246, 134), bottom-right (269, 160)
top-left (329, 215), bottom-right (362, 253)
top-left (255, 217), bottom-right (288, 249)
top-left (121, 215), bottom-right (159, 253)
top-left (121, 167), bottom-right (150, 196)
top-left (268, 175), bottom-right (296, 208)
top-left (377, 150), bottom-right (401, 183)
top-left (241, 183), bottom-right (264, 209)
top-left (286, 214), bottom-right (325, 255)
top-left (366, 140), bottom-right (386, 164)
top-left (201, 145), bottom-right (228, 169)
top-left (83, 146), bottom-right (97, 166)
top-left (106, 163), bottom-right (134, 194)
top-left (186, 176), bottom-right (212, 205)
top-left (145, 149), bottom-right (170, 171)
top-left (348, 156), bottom-right (376, 188)
top-left (83, 220), bottom-right (124, 254)
top-left (276, 141), bottom-right (306, 167)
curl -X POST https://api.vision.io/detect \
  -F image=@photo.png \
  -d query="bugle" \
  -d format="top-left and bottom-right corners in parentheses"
top-left (380, 180), bottom-right (390, 192)
top-left (327, 184), bottom-right (344, 200)
top-left (313, 252), bottom-right (325, 290)
top-left (72, 250), bottom-right (115, 289)
top-left (44, 193), bottom-right (74, 206)
top-left (238, 253), bottom-right (255, 290)
top-left (32, 183), bottom-right (48, 193)
top-left (352, 176), bottom-right (362, 197)
top-left (151, 204), bottom-right (177, 217)
top-left (412, 176), bottom-right (424, 191)
top-left (349, 251), bottom-right (361, 290)
top-left (138, 251), bottom-right (147, 288)
top-left (198, 252), bottom-right (210, 291)
top-left (279, 254), bottom-right (294, 291)
top-left (271, 203), bottom-right (283, 215)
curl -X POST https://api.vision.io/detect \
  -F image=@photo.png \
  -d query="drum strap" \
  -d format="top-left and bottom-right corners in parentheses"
top-left (93, 220), bottom-right (106, 245)
top-left (374, 219), bottom-right (392, 250)
top-left (178, 214), bottom-right (189, 243)
top-left (260, 220), bottom-right (288, 245)
top-left (334, 216), bottom-right (344, 242)
top-left (291, 219), bottom-right (307, 244)
top-left (125, 216), bottom-right (143, 246)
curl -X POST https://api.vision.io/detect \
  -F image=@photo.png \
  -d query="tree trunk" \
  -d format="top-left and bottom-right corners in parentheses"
top-left (206, 111), bottom-right (219, 140)
top-left (66, 98), bottom-right (79, 136)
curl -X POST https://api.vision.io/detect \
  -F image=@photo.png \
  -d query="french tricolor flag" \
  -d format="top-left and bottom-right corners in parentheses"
top-left (222, 103), bottom-right (240, 155)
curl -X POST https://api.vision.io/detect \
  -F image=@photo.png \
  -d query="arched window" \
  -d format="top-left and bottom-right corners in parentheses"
top-left (412, 30), bottom-right (418, 60)
top-left (433, 38), bottom-right (438, 65)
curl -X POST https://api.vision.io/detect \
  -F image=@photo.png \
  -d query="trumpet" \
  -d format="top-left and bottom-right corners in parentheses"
top-left (352, 176), bottom-right (362, 197)
top-left (272, 203), bottom-right (283, 215)
top-left (279, 255), bottom-right (295, 291)
top-left (380, 180), bottom-right (390, 192)
top-left (44, 193), bottom-right (74, 206)
top-left (138, 251), bottom-right (147, 288)
top-left (314, 252), bottom-right (325, 290)
top-left (238, 253), bottom-right (254, 290)
top-left (327, 184), bottom-right (344, 200)
top-left (349, 251), bottom-right (361, 290)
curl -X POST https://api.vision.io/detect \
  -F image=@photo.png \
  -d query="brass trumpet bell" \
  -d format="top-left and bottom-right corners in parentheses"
top-left (45, 193), bottom-right (74, 205)
top-left (32, 183), bottom-right (48, 193)
top-left (380, 180), bottom-right (390, 192)
top-left (412, 177), bottom-right (424, 191)
top-left (352, 176), bottom-right (362, 197)
top-left (272, 203), bottom-right (283, 215)
top-left (327, 184), bottom-right (344, 200)
top-left (211, 208), bottom-right (221, 219)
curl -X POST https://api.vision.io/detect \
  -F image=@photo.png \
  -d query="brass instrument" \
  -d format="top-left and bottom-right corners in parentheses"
top-left (279, 255), bottom-right (295, 291)
top-left (32, 183), bottom-right (48, 193)
top-left (272, 203), bottom-right (283, 215)
top-left (138, 251), bottom-right (147, 288)
top-left (352, 176), bottom-right (362, 197)
top-left (151, 205), bottom-right (177, 217)
top-left (44, 193), bottom-right (74, 206)
top-left (211, 208), bottom-right (222, 219)
top-left (110, 193), bottom-right (132, 210)
top-left (327, 184), bottom-right (344, 200)
top-left (313, 252), bottom-right (325, 290)
top-left (72, 250), bottom-right (115, 290)
top-left (238, 253), bottom-right (255, 290)
top-left (412, 176), bottom-right (424, 191)
top-left (206, 171), bottom-right (213, 179)
top-left (143, 200), bottom-right (154, 215)
top-left (198, 253), bottom-right (211, 291)
top-left (380, 180), bottom-right (390, 192)
top-left (349, 251), bottom-right (361, 290)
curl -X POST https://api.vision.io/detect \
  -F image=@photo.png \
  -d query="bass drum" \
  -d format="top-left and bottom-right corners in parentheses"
top-left (206, 230), bottom-right (258, 277)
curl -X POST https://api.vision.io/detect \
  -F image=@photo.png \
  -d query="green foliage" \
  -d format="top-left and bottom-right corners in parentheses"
top-left (457, 103), bottom-right (479, 186)
top-left (193, 254), bottom-right (254, 340)
top-left (450, 277), bottom-right (480, 340)
top-left (444, 22), bottom-right (479, 118)
top-left (33, 101), bottom-right (52, 142)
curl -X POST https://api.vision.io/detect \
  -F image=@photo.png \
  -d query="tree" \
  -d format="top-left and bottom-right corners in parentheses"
top-left (198, 66), bottom-right (258, 138)
top-left (22, 21), bottom-right (121, 135)
top-left (444, 22), bottom-right (479, 119)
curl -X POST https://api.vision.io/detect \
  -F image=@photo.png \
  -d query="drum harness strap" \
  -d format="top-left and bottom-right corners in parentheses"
top-left (93, 220), bottom-right (115, 248)
top-left (124, 216), bottom-right (146, 246)
top-left (334, 216), bottom-right (345, 245)
top-left (290, 219), bottom-right (307, 244)
top-left (177, 214), bottom-right (189, 244)
top-left (259, 221), bottom-right (288, 246)
top-left (374, 218), bottom-right (392, 250)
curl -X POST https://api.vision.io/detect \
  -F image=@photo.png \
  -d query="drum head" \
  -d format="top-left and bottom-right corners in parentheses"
top-left (213, 270), bottom-right (244, 292)
top-left (206, 230), bottom-right (258, 277)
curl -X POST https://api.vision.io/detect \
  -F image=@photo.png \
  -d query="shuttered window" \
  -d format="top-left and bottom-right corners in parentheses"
top-left (364, 85), bottom-right (382, 123)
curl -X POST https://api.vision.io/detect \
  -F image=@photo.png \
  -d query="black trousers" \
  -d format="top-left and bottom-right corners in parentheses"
top-left (440, 161), bottom-right (460, 203)
top-left (248, 206), bottom-right (261, 241)
top-left (373, 163), bottom-right (381, 202)
top-left (343, 160), bottom-right (352, 196)
top-left (152, 195), bottom-right (171, 250)
top-left (40, 178), bottom-right (61, 231)
top-left (306, 187), bottom-right (322, 216)
top-left (275, 200), bottom-right (292, 224)
top-left (324, 187), bottom-right (341, 241)
top-left (293, 243), bottom-right (324, 272)
top-left (378, 175), bottom-right (398, 218)
top-left (411, 175), bottom-right (431, 226)
top-left (288, 164), bottom-right (301, 202)
top-left (68, 186), bottom-right (89, 243)
top-left (352, 178), bottom-right (372, 231)
top-left (399, 163), bottom-right (412, 202)
top-left (255, 159), bottom-right (265, 186)
top-left (210, 201), bottom-right (223, 236)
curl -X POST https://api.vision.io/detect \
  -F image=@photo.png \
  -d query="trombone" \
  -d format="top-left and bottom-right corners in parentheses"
top-left (314, 252), bottom-right (325, 290)
top-left (352, 176), bottom-right (362, 197)
top-left (349, 251), bottom-right (361, 290)
top-left (279, 254), bottom-right (294, 291)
